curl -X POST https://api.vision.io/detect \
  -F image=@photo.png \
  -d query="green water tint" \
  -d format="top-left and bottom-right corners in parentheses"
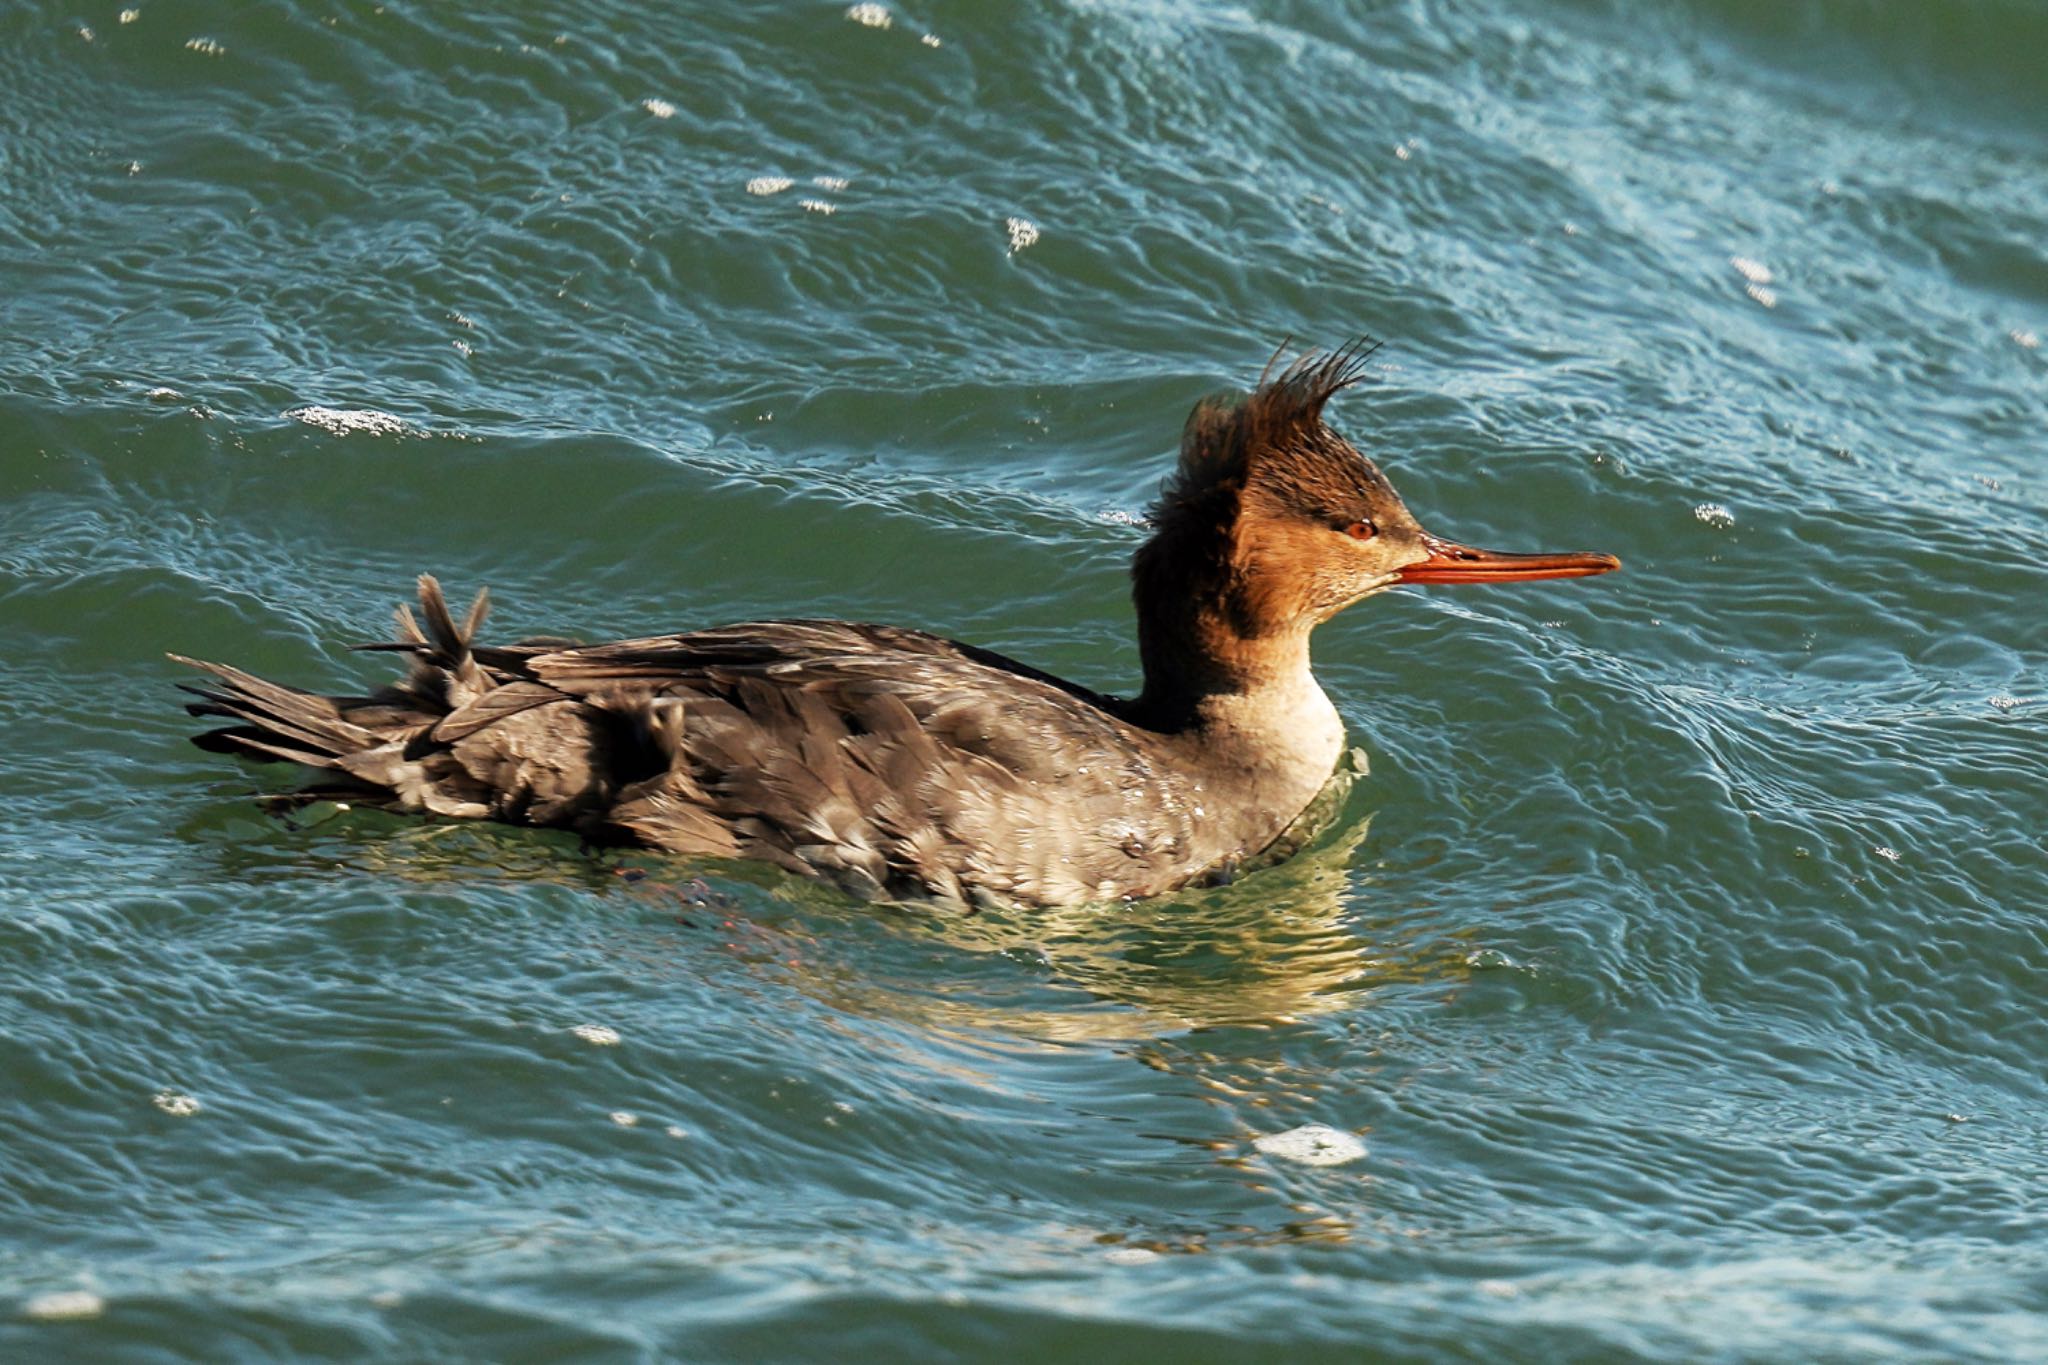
top-left (4, 0), bottom-right (2047, 1359)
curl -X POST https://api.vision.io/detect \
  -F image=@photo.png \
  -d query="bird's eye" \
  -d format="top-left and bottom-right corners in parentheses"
top-left (1342, 519), bottom-right (1377, 541)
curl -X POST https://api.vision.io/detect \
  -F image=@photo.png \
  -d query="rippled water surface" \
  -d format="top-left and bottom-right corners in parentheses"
top-left (4, 0), bottom-right (2046, 1358)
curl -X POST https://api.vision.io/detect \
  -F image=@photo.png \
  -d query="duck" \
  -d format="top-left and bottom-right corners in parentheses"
top-left (177, 342), bottom-right (1618, 907)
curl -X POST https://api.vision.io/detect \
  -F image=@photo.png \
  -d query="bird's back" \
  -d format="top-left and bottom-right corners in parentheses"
top-left (181, 579), bottom-right (1248, 906)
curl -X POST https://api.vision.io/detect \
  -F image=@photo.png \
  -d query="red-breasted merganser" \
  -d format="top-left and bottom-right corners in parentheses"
top-left (178, 344), bottom-right (1618, 907)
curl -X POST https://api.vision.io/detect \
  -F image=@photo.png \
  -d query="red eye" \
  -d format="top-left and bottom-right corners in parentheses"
top-left (1343, 520), bottom-right (1377, 541)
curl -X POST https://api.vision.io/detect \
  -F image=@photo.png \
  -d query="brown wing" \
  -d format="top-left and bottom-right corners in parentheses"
top-left (494, 621), bottom-right (1205, 904)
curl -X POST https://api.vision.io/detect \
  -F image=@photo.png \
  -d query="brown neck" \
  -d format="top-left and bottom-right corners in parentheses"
top-left (1125, 522), bottom-right (1317, 734)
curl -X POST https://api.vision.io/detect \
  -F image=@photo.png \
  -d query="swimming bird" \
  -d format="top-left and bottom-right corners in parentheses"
top-left (177, 343), bottom-right (1618, 907)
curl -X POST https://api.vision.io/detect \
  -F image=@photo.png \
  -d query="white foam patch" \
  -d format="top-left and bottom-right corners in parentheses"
top-left (799, 199), bottom-right (836, 215)
top-left (1252, 1124), bottom-right (1366, 1166)
top-left (185, 36), bottom-right (225, 56)
top-left (1730, 256), bottom-right (1773, 285)
top-left (571, 1023), bottom-right (621, 1046)
top-left (153, 1090), bottom-right (201, 1117)
top-left (609, 1110), bottom-right (639, 1127)
top-left (285, 406), bottom-right (412, 438)
top-left (747, 176), bottom-right (794, 196)
top-left (1004, 217), bottom-right (1040, 254)
top-left (642, 98), bottom-right (675, 119)
top-left (846, 3), bottom-right (892, 28)
top-left (1693, 502), bottom-right (1735, 528)
top-left (22, 1290), bottom-right (104, 1321)
top-left (1102, 1246), bottom-right (1159, 1265)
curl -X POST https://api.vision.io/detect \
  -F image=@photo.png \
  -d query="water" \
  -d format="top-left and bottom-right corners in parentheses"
top-left (3, 0), bottom-right (2045, 1358)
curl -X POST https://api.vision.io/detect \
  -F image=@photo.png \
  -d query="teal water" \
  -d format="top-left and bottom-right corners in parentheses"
top-left (4, 0), bottom-right (2045, 1358)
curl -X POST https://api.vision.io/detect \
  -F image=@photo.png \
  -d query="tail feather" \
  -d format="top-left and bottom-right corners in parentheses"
top-left (172, 576), bottom-right (494, 781)
top-left (414, 574), bottom-right (492, 708)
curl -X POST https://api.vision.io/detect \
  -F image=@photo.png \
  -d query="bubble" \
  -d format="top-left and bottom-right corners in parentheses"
top-left (746, 176), bottom-right (794, 196)
top-left (153, 1090), bottom-right (200, 1117)
top-left (1004, 217), bottom-right (1040, 254)
top-left (609, 1111), bottom-right (639, 1127)
top-left (1103, 1246), bottom-right (1160, 1265)
top-left (185, 37), bottom-right (226, 56)
top-left (798, 199), bottom-right (837, 215)
top-left (571, 1023), bottom-right (621, 1046)
top-left (284, 406), bottom-right (411, 438)
top-left (641, 98), bottom-right (676, 119)
top-left (1693, 503), bottom-right (1735, 529)
top-left (1252, 1124), bottom-right (1366, 1167)
top-left (845, 3), bottom-right (892, 28)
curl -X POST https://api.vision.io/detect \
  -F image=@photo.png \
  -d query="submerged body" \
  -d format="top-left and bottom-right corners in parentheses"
top-left (179, 345), bottom-right (1618, 906)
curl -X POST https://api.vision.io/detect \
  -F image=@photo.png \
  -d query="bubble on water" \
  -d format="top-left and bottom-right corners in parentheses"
top-left (571, 1023), bottom-right (621, 1046)
top-left (1988, 695), bottom-right (2027, 711)
top-left (1103, 1246), bottom-right (1159, 1265)
top-left (120, 8), bottom-right (140, 23)
top-left (1252, 1124), bottom-right (1366, 1167)
top-left (1004, 217), bottom-right (1041, 254)
top-left (665, 1125), bottom-right (689, 1139)
top-left (1873, 846), bottom-right (1901, 863)
top-left (1693, 502), bottom-right (1735, 529)
top-left (1478, 1279), bottom-right (1520, 1298)
top-left (143, 386), bottom-right (184, 403)
top-left (812, 175), bottom-right (850, 191)
top-left (609, 1111), bottom-right (639, 1127)
top-left (1730, 257), bottom-right (1777, 307)
top-left (285, 406), bottom-right (412, 438)
top-left (846, 3), bottom-right (892, 28)
top-left (798, 199), bottom-right (837, 215)
top-left (2011, 329), bottom-right (2039, 350)
top-left (746, 176), bottom-right (794, 196)
top-left (921, 32), bottom-right (942, 47)
top-left (185, 37), bottom-right (226, 56)
top-left (641, 97), bottom-right (676, 119)
top-left (1465, 948), bottom-right (1516, 969)
top-left (368, 1289), bottom-right (404, 1309)
top-left (78, 25), bottom-right (94, 42)
top-left (451, 339), bottom-right (472, 358)
top-left (22, 1290), bottom-right (104, 1321)
top-left (153, 1090), bottom-right (200, 1117)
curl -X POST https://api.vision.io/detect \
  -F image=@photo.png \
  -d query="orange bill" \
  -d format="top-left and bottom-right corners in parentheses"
top-left (1397, 532), bottom-right (1621, 585)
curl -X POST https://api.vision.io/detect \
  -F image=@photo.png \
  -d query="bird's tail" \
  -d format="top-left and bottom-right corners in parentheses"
top-left (172, 575), bottom-right (489, 783)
